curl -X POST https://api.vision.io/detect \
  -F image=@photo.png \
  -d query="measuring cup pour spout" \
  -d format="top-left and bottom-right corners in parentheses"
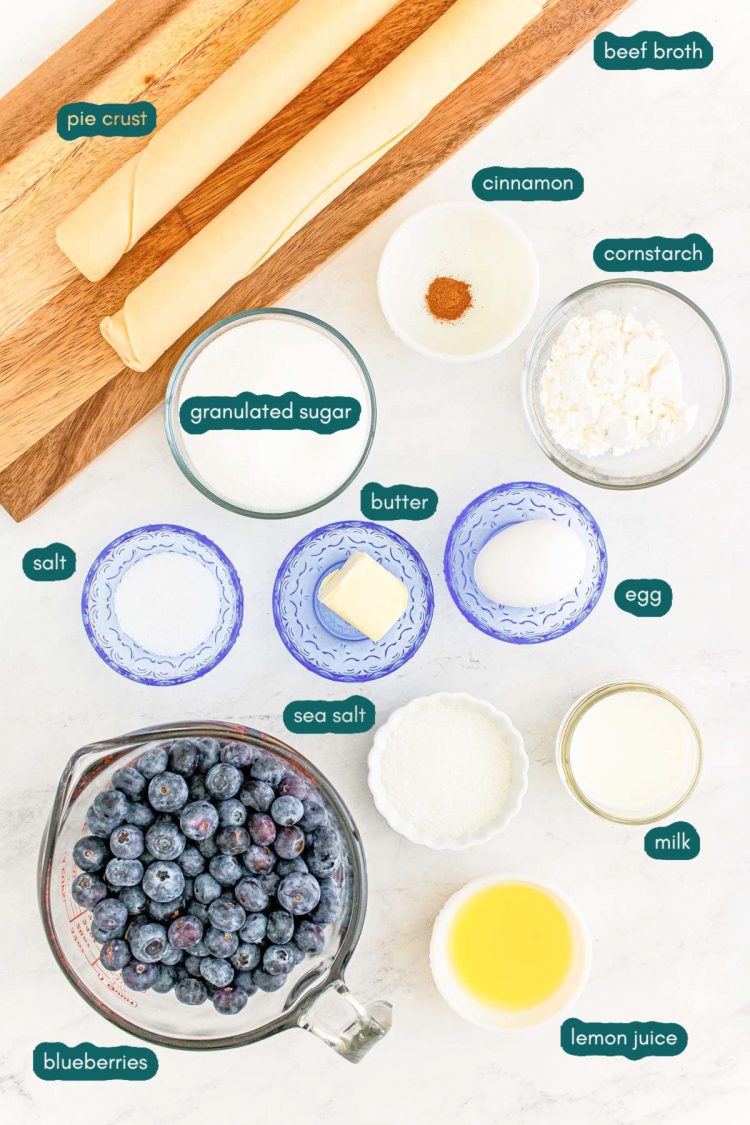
top-left (298, 979), bottom-right (392, 1063)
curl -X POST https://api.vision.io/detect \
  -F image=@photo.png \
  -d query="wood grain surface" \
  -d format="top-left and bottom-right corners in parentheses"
top-left (0, 0), bottom-right (632, 521)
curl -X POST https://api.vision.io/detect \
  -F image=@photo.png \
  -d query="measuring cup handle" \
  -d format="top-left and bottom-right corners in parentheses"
top-left (297, 979), bottom-right (392, 1063)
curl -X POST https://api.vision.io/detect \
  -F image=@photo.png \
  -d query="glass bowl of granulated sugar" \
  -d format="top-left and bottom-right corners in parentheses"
top-left (523, 279), bottom-right (731, 489)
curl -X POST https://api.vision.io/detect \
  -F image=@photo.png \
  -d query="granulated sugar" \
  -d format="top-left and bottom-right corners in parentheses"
top-left (114, 552), bottom-right (220, 656)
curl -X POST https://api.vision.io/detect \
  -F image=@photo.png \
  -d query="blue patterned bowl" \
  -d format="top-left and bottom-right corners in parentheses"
top-left (82, 525), bottom-right (243, 685)
top-left (273, 521), bottom-right (434, 682)
top-left (444, 483), bottom-right (607, 644)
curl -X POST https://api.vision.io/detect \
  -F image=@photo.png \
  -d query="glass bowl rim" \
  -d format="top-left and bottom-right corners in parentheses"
top-left (80, 523), bottom-right (244, 687)
top-left (38, 720), bottom-right (368, 1050)
top-left (556, 680), bottom-right (703, 825)
top-left (272, 519), bottom-right (435, 681)
top-left (164, 308), bottom-right (377, 519)
top-left (443, 481), bottom-right (608, 645)
top-left (521, 277), bottom-right (732, 491)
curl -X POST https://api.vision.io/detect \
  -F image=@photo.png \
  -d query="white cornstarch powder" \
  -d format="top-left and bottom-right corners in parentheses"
top-left (114, 552), bottom-right (220, 656)
top-left (177, 317), bottom-right (372, 514)
top-left (540, 310), bottom-right (698, 457)
top-left (379, 698), bottom-right (512, 839)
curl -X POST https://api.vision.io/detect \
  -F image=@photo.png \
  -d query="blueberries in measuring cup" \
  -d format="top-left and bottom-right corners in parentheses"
top-left (69, 738), bottom-right (342, 1014)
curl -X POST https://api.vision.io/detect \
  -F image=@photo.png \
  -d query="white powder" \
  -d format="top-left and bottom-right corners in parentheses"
top-left (177, 317), bottom-right (372, 514)
top-left (379, 698), bottom-right (512, 840)
top-left (540, 310), bottom-right (698, 456)
top-left (114, 553), bottom-right (220, 656)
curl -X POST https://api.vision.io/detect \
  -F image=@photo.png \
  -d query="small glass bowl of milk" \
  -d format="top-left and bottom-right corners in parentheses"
top-left (556, 681), bottom-right (702, 825)
top-left (165, 309), bottom-right (376, 518)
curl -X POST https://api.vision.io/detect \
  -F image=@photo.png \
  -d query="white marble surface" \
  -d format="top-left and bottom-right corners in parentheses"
top-left (1, 0), bottom-right (748, 1121)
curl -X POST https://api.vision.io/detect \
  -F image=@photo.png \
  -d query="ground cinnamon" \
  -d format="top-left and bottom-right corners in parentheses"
top-left (425, 275), bottom-right (473, 322)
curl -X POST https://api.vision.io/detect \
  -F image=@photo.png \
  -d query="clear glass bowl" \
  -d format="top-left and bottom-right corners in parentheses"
top-left (81, 524), bottom-right (243, 686)
top-left (556, 681), bottom-right (703, 825)
top-left (164, 309), bottom-right (377, 518)
top-left (38, 722), bottom-right (391, 1061)
top-left (443, 482), bottom-right (607, 644)
top-left (273, 521), bottom-right (434, 681)
top-left (522, 279), bottom-right (731, 489)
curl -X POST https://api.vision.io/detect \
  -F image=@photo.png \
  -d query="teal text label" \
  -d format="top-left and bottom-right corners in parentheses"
top-left (594, 235), bottom-right (712, 272)
top-left (594, 31), bottom-right (712, 70)
top-left (57, 102), bottom-right (156, 141)
top-left (644, 821), bottom-right (700, 861)
top-left (33, 1042), bottom-right (158, 1081)
top-left (473, 166), bottom-right (583, 201)
top-left (22, 543), bottom-right (76, 582)
top-left (562, 1019), bottom-right (688, 1059)
top-left (283, 696), bottom-right (375, 734)
top-left (360, 482), bottom-right (438, 521)
top-left (180, 392), bottom-right (361, 435)
top-left (614, 579), bottom-right (672, 617)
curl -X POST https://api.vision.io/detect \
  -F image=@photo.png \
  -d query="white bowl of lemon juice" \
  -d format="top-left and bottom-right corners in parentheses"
top-left (430, 876), bottom-right (591, 1031)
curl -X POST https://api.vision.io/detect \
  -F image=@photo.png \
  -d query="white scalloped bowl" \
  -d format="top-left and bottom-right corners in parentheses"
top-left (367, 692), bottom-right (528, 850)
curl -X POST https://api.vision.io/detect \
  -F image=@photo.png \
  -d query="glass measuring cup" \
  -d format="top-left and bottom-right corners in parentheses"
top-left (38, 721), bottom-right (392, 1061)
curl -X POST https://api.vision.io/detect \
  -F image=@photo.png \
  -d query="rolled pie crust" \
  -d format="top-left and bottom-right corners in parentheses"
top-left (102, 0), bottom-right (543, 371)
top-left (56, 0), bottom-right (399, 281)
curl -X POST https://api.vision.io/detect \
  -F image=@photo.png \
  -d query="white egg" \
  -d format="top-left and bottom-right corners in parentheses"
top-left (473, 519), bottom-right (587, 608)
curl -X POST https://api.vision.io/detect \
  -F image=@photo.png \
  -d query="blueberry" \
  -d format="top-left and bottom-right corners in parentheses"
top-left (112, 766), bottom-right (146, 801)
top-left (278, 873), bottom-right (321, 916)
top-left (250, 756), bottom-right (285, 788)
top-left (276, 857), bottom-right (308, 877)
top-left (188, 902), bottom-right (210, 926)
top-left (239, 913), bottom-right (267, 944)
top-left (295, 921), bottom-right (326, 953)
top-left (200, 957), bottom-right (234, 987)
top-left (122, 960), bottom-right (158, 992)
top-left (195, 738), bottom-right (222, 771)
top-left (216, 827), bottom-right (250, 855)
top-left (92, 898), bottom-right (128, 936)
top-left (126, 802), bottom-right (155, 829)
top-left (100, 938), bottom-right (131, 970)
top-left (184, 877), bottom-right (194, 900)
top-left (135, 745), bottom-right (169, 779)
top-left (205, 927), bottom-right (239, 958)
top-left (252, 969), bottom-right (287, 993)
top-left (274, 827), bottom-right (305, 860)
top-left (142, 861), bottom-right (185, 902)
top-left (153, 965), bottom-right (177, 994)
top-left (168, 915), bottom-right (204, 950)
top-left (184, 955), bottom-right (204, 977)
top-left (105, 859), bottom-right (144, 888)
top-left (248, 813), bottom-right (276, 846)
top-left (278, 774), bottom-right (308, 800)
top-left (240, 780), bottom-right (274, 812)
top-left (266, 910), bottom-right (294, 945)
top-left (73, 836), bottom-right (108, 872)
top-left (119, 886), bottom-right (147, 915)
top-left (258, 872), bottom-right (280, 897)
top-left (271, 796), bottom-right (304, 827)
top-left (243, 845), bottom-right (275, 875)
top-left (168, 739), bottom-right (198, 777)
top-left (307, 827), bottom-right (341, 877)
top-left (146, 820), bottom-right (185, 861)
top-left (234, 971), bottom-right (258, 994)
top-left (234, 877), bottom-right (268, 913)
top-left (312, 877), bottom-right (341, 924)
top-left (208, 854), bottom-right (243, 887)
top-left (175, 978), bottom-right (208, 1006)
top-left (189, 775), bottom-right (208, 802)
top-left (230, 943), bottom-right (260, 972)
top-left (85, 805), bottom-right (120, 838)
top-left (148, 772), bottom-right (189, 813)
top-left (206, 763), bottom-right (243, 800)
top-left (218, 799), bottom-right (247, 828)
top-left (263, 944), bottom-right (295, 976)
top-left (212, 985), bottom-right (249, 1015)
top-left (298, 797), bottom-right (328, 832)
top-left (93, 789), bottom-right (130, 827)
top-left (208, 897), bottom-right (246, 932)
top-left (160, 942), bottom-right (184, 966)
top-left (129, 922), bottom-right (168, 963)
top-left (220, 743), bottom-right (256, 768)
top-left (180, 801), bottom-right (219, 841)
top-left (198, 837), bottom-right (219, 859)
top-left (147, 896), bottom-right (185, 923)
top-left (177, 846), bottom-right (205, 876)
top-left (91, 922), bottom-right (114, 944)
top-left (109, 824), bottom-right (144, 859)
top-left (194, 873), bottom-right (222, 904)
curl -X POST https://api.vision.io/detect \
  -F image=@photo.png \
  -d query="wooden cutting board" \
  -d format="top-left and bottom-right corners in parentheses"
top-left (0, 0), bottom-right (632, 520)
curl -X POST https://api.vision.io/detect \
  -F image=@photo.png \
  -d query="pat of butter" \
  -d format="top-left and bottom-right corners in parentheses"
top-left (318, 551), bottom-right (408, 642)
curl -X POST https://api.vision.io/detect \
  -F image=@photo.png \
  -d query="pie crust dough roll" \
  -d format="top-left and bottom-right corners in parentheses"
top-left (102, 0), bottom-right (542, 371)
top-left (56, 0), bottom-right (399, 281)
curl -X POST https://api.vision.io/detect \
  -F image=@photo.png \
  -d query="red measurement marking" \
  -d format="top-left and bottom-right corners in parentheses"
top-left (68, 909), bottom-right (87, 923)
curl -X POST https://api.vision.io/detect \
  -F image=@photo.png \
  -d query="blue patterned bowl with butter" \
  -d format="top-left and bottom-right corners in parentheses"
top-left (273, 521), bottom-right (434, 681)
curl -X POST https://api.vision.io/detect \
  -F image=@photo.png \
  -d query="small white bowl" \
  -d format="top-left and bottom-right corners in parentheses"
top-left (367, 692), bottom-right (528, 849)
top-left (377, 202), bottom-right (539, 362)
top-left (430, 874), bottom-right (592, 1031)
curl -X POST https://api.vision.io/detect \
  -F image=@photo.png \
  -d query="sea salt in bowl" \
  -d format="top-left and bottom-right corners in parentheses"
top-left (368, 692), bottom-right (528, 849)
top-left (377, 202), bottom-right (539, 362)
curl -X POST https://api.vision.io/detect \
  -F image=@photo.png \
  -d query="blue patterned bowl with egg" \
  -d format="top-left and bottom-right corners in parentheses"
top-left (444, 482), bottom-right (607, 644)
